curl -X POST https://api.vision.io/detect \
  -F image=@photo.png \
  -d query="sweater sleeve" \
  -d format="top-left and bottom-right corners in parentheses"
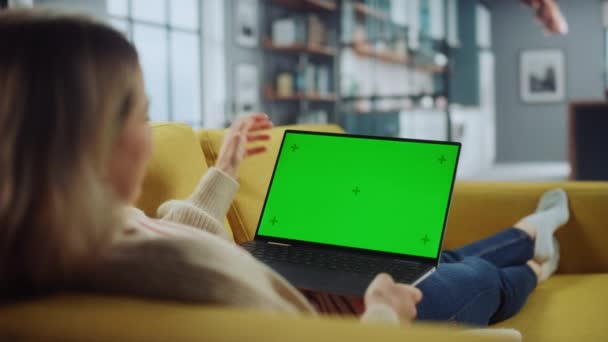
top-left (80, 238), bottom-right (317, 315)
top-left (157, 167), bottom-right (238, 240)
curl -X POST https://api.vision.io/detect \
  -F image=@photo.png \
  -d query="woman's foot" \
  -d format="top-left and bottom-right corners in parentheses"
top-left (539, 238), bottom-right (560, 282)
top-left (527, 238), bottom-right (560, 283)
top-left (520, 189), bottom-right (569, 262)
top-left (527, 260), bottom-right (542, 284)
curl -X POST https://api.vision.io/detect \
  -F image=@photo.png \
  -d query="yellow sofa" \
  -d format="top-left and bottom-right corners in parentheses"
top-left (1, 123), bottom-right (607, 341)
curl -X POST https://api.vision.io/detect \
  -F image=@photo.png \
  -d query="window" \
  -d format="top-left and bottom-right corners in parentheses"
top-left (107, 0), bottom-right (203, 126)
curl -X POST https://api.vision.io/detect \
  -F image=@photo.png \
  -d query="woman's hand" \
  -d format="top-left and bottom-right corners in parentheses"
top-left (364, 273), bottom-right (423, 324)
top-left (215, 113), bottom-right (273, 179)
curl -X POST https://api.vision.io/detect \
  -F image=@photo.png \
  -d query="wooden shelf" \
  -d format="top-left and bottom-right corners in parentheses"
top-left (306, 93), bottom-right (338, 101)
top-left (267, 93), bottom-right (337, 102)
top-left (265, 88), bottom-right (337, 102)
top-left (354, 109), bottom-right (402, 115)
top-left (353, 2), bottom-right (386, 20)
top-left (342, 94), bottom-right (411, 101)
top-left (263, 38), bottom-right (336, 57)
top-left (351, 107), bottom-right (444, 115)
top-left (414, 64), bottom-right (446, 74)
top-left (345, 43), bottom-right (447, 72)
top-left (351, 44), bottom-right (409, 65)
top-left (272, 0), bottom-right (336, 11)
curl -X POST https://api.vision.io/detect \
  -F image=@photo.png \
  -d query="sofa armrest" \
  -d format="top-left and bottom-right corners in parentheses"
top-left (0, 296), bottom-right (516, 342)
top-left (446, 182), bottom-right (608, 274)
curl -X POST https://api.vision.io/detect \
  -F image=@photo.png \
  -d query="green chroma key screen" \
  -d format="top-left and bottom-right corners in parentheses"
top-left (257, 131), bottom-right (460, 259)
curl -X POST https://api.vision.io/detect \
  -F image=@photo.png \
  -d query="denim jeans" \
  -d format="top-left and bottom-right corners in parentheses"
top-left (416, 228), bottom-right (537, 326)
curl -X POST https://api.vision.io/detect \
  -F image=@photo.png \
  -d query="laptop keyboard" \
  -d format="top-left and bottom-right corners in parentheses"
top-left (242, 242), bottom-right (429, 284)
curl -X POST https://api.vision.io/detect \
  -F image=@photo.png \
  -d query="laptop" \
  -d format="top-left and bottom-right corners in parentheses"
top-left (241, 130), bottom-right (461, 297)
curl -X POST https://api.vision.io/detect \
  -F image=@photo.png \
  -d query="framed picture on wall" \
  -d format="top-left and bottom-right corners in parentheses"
top-left (234, 64), bottom-right (260, 118)
top-left (520, 49), bottom-right (565, 103)
top-left (235, 0), bottom-right (258, 47)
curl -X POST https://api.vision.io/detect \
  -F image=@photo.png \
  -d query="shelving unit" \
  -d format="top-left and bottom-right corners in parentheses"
top-left (336, 0), bottom-right (454, 138)
top-left (262, 0), bottom-right (340, 125)
top-left (272, 0), bottom-right (337, 12)
top-left (264, 87), bottom-right (338, 102)
top-left (241, 0), bottom-right (494, 177)
top-left (259, 0), bottom-right (458, 137)
top-left (349, 44), bottom-right (409, 65)
top-left (263, 37), bottom-right (336, 57)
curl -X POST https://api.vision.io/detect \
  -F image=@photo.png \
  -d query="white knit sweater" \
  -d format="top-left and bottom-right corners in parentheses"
top-left (77, 167), bottom-right (397, 322)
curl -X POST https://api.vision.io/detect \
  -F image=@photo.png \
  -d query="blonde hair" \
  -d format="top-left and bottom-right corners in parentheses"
top-left (0, 10), bottom-right (141, 297)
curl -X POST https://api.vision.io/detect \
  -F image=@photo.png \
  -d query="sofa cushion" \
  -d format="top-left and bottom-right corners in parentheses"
top-left (494, 273), bottom-right (608, 342)
top-left (448, 182), bottom-right (608, 274)
top-left (136, 123), bottom-right (233, 240)
top-left (199, 124), bottom-right (345, 243)
top-left (0, 296), bottom-right (510, 342)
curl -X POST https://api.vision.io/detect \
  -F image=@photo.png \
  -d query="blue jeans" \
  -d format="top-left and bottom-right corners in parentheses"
top-left (416, 228), bottom-right (537, 326)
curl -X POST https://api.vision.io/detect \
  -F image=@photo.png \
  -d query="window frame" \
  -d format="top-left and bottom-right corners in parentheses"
top-left (107, 0), bottom-right (204, 127)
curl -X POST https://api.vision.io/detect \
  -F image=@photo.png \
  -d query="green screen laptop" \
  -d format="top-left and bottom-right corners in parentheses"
top-left (241, 130), bottom-right (461, 296)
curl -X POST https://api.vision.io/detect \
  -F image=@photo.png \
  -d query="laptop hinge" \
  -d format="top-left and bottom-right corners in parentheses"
top-left (268, 241), bottom-right (291, 247)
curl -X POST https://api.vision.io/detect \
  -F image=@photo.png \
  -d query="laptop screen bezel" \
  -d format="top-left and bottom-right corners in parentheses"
top-left (253, 130), bottom-right (462, 265)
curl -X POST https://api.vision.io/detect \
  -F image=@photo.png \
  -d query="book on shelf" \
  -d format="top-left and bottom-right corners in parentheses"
top-left (277, 72), bottom-right (295, 97)
top-left (273, 61), bottom-right (333, 99)
top-left (303, 64), bottom-right (314, 94)
top-left (271, 14), bottom-right (328, 47)
top-left (317, 66), bottom-right (330, 94)
top-left (307, 14), bottom-right (326, 46)
top-left (272, 16), bottom-right (305, 46)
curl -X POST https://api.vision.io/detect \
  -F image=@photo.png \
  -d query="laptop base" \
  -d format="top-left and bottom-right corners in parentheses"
top-left (242, 240), bottom-right (435, 297)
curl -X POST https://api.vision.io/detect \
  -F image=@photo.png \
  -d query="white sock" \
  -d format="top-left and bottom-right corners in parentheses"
top-left (521, 189), bottom-right (569, 262)
top-left (538, 238), bottom-right (560, 282)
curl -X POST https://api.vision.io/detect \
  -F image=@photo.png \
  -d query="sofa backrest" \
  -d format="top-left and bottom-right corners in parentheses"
top-left (447, 182), bottom-right (608, 274)
top-left (141, 123), bottom-right (608, 274)
top-left (198, 124), bottom-right (345, 243)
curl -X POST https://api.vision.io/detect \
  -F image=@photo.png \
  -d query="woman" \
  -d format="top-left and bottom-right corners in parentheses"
top-left (0, 10), bottom-right (568, 327)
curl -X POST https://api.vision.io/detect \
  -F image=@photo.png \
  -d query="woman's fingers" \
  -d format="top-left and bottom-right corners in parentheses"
top-left (396, 284), bottom-right (423, 303)
top-left (224, 113), bottom-right (272, 162)
top-left (364, 273), bottom-right (422, 323)
top-left (413, 287), bottom-right (423, 302)
top-left (247, 133), bottom-right (271, 142)
top-left (249, 112), bottom-right (269, 120)
top-left (247, 113), bottom-right (273, 127)
top-left (247, 118), bottom-right (273, 132)
top-left (229, 113), bottom-right (273, 135)
top-left (247, 146), bottom-right (267, 156)
top-left (235, 116), bottom-right (272, 134)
